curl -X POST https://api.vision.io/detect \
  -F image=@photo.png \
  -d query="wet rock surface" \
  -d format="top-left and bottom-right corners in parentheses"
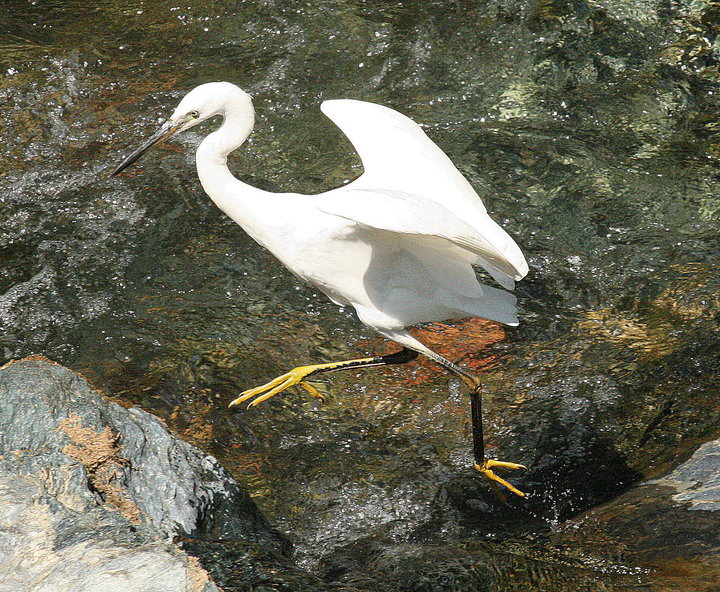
top-left (313, 438), bottom-right (720, 591)
top-left (3, 361), bottom-right (718, 591)
top-left (0, 357), bottom-right (331, 592)
top-left (0, 467), bottom-right (218, 592)
top-left (547, 438), bottom-right (720, 592)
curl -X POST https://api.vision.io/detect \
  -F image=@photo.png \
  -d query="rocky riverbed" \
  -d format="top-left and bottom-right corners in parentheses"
top-left (2, 357), bottom-right (720, 591)
top-left (2, 1), bottom-right (720, 590)
top-left (0, 357), bottom-right (333, 592)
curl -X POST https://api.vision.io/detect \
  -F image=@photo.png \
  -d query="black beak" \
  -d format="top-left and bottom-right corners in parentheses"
top-left (112, 118), bottom-right (186, 176)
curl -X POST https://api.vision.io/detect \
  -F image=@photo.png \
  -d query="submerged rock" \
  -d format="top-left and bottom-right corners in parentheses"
top-left (314, 436), bottom-right (720, 592)
top-left (651, 439), bottom-right (720, 511)
top-left (544, 437), bottom-right (720, 591)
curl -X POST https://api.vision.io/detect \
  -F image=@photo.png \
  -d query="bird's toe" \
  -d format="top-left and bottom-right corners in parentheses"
top-left (474, 458), bottom-right (526, 499)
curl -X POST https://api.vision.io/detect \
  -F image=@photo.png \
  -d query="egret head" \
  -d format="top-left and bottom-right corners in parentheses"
top-left (112, 82), bottom-right (252, 176)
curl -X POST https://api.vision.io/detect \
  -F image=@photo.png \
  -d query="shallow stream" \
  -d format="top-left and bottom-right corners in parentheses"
top-left (2, 1), bottom-right (720, 590)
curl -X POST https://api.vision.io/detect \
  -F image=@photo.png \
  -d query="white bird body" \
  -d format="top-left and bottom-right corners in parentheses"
top-left (113, 81), bottom-right (530, 497)
top-left (170, 83), bottom-right (527, 346)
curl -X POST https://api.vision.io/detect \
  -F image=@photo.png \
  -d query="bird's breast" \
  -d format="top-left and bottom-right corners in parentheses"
top-left (278, 220), bottom-right (374, 303)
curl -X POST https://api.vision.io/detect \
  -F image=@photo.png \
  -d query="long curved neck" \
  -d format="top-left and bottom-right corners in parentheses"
top-left (196, 99), bottom-right (258, 203)
top-left (195, 99), bottom-right (279, 247)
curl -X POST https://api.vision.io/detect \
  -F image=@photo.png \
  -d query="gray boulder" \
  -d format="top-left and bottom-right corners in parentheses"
top-left (0, 357), bottom-right (288, 592)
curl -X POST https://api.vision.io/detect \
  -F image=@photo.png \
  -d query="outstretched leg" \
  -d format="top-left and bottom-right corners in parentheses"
top-left (228, 347), bottom-right (418, 408)
top-left (378, 329), bottom-right (526, 498)
top-left (231, 326), bottom-right (525, 498)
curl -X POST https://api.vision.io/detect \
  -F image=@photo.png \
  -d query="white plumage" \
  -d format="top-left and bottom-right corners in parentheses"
top-left (113, 82), bottom-right (529, 498)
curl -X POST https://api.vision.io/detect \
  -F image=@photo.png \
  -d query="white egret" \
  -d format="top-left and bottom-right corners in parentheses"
top-left (113, 82), bottom-right (529, 497)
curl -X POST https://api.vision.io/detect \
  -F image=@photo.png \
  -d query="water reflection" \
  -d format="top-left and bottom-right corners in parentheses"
top-left (1, 1), bottom-right (719, 589)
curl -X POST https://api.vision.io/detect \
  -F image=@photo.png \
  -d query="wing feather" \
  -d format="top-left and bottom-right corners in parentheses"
top-left (321, 99), bottom-right (484, 215)
top-left (316, 188), bottom-right (528, 281)
top-left (320, 99), bottom-right (528, 282)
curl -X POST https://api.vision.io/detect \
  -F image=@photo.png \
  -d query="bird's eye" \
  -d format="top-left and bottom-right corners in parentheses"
top-left (189, 110), bottom-right (200, 118)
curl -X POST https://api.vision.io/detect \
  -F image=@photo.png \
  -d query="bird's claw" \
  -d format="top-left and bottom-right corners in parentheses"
top-left (296, 380), bottom-right (326, 403)
top-left (228, 366), bottom-right (324, 408)
top-left (474, 458), bottom-right (526, 500)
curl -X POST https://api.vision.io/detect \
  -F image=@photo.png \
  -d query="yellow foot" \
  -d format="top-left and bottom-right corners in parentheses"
top-left (228, 365), bottom-right (326, 409)
top-left (474, 458), bottom-right (526, 499)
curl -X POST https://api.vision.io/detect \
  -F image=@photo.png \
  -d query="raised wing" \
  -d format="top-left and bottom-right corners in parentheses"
top-left (321, 99), bottom-right (488, 221)
top-left (317, 188), bottom-right (528, 283)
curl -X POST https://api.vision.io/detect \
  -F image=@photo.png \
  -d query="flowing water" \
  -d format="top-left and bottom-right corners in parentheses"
top-left (2, 1), bottom-right (719, 590)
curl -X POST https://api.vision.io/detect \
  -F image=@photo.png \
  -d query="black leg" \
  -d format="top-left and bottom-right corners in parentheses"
top-left (470, 386), bottom-right (485, 465)
top-left (319, 346), bottom-right (418, 375)
top-left (381, 346), bottom-right (420, 365)
top-left (422, 349), bottom-right (526, 498)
